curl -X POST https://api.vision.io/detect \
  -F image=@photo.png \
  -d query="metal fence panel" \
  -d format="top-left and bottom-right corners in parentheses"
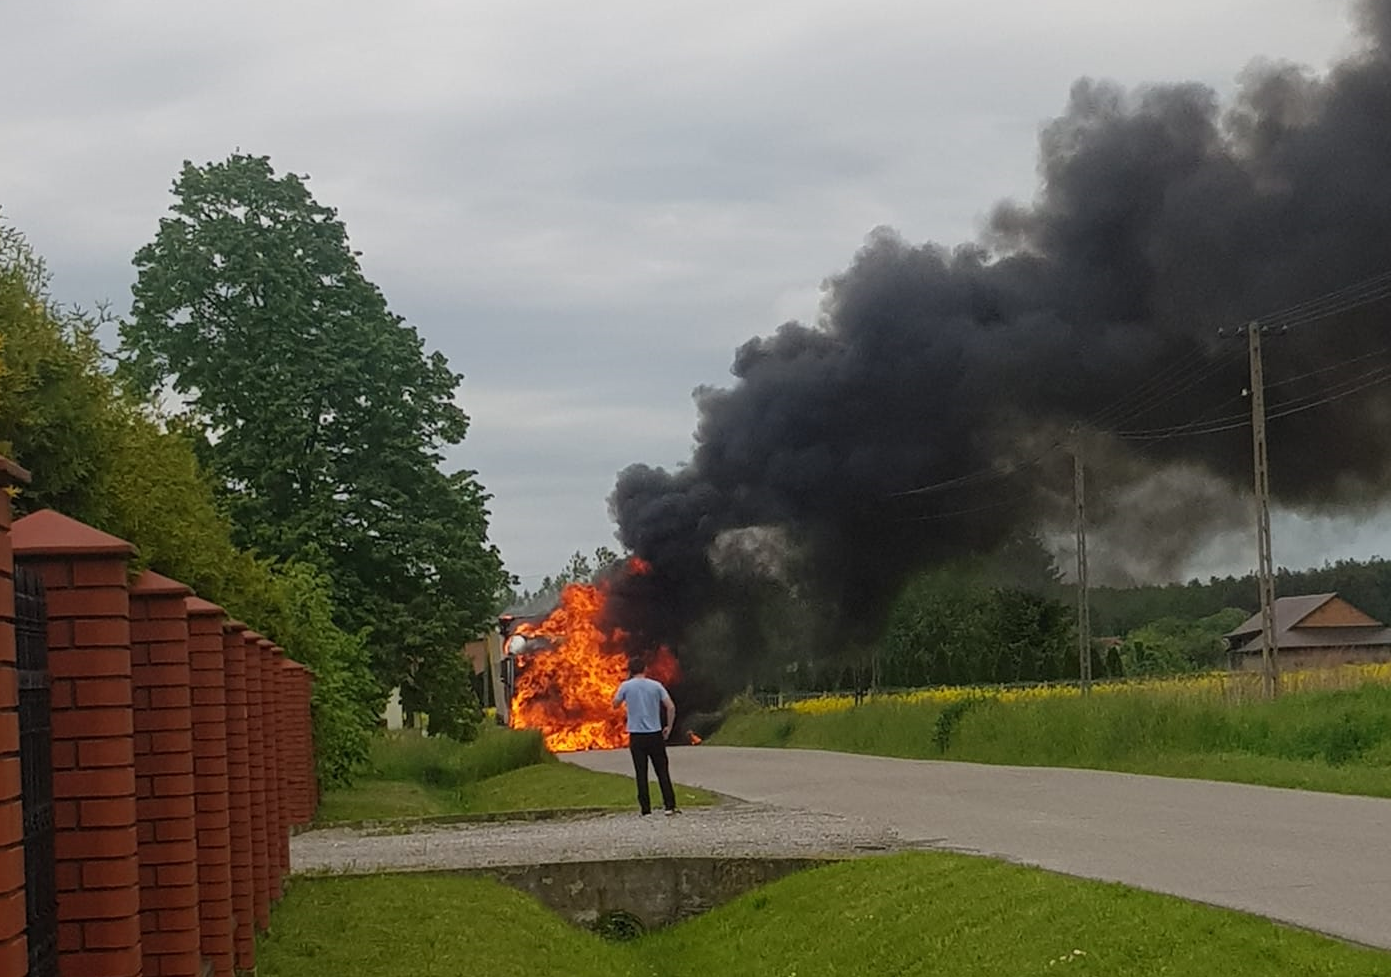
top-left (16, 566), bottom-right (57, 977)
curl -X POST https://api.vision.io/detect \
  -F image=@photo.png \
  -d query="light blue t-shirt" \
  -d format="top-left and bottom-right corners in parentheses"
top-left (613, 676), bottom-right (669, 734)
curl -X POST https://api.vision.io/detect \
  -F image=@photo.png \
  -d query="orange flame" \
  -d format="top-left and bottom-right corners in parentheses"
top-left (508, 557), bottom-right (677, 752)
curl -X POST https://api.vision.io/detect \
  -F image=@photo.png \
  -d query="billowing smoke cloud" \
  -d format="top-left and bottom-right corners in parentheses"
top-left (607, 1), bottom-right (1391, 661)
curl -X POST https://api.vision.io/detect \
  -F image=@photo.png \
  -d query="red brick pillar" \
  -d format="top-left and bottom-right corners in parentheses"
top-left (13, 509), bottom-right (141, 977)
top-left (275, 652), bottom-right (292, 875)
top-left (259, 642), bottom-right (284, 901)
top-left (186, 597), bottom-right (232, 977)
top-left (282, 661), bottom-right (310, 825)
top-left (221, 621), bottom-right (254, 973)
top-left (272, 649), bottom-right (293, 880)
top-left (301, 666), bottom-right (317, 822)
top-left (278, 661), bottom-right (297, 827)
top-left (129, 570), bottom-right (200, 977)
top-left (0, 459), bottom-right (30, 977)
top-left (240, 631), bottom-right (269, 931)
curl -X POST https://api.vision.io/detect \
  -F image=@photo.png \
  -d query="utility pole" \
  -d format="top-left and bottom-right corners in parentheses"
top-left (1073, 433), bottom-right (1092, 694)
top-left (1247, 321), bottom-right (1279, 698)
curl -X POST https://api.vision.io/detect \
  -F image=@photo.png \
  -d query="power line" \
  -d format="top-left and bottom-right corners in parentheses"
top-left (892, 267), bottom-right (1391, 498)
top-left (1114, 392), bottom-right (1249, 441)
top-left (1096, 347), bottom-right (1245, 431)
top-left (1254, 269), bottom-right (1391, 332)
top-left (891, 442), bottom-right (1063, 498)
top-left (893, 346), bottom-right (1236, 498)
top-left (1265, 344), bottom-right (1391, 390)
top-left (896, 353), bottom-right (1391, 518)
top-left (1084, 342), bottom-right (1217, 429)
top-left (1267, 363), bottom-right (1391, 421)
top-left (899, 489), bottom-right (1040, 521)
top-left (1116, 359), bottom-right (1391, 441)
top-left (1099, 267), bottom-right (1391, 434)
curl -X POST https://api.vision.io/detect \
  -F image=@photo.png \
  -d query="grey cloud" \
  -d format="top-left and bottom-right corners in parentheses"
top-left (0, 0), bottom-right (1367, 588)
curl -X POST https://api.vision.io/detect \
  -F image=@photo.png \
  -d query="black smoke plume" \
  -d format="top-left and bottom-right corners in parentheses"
top-left (606, 1), bottom-right (1391, 675)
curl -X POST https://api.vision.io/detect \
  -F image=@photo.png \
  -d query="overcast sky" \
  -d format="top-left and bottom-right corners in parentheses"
top-left (3, 0), bottom-right (1381, 588)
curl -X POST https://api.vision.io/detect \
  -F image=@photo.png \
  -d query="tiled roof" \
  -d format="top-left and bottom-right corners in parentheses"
top-left (1226, 594), bottom-right (1391, 654)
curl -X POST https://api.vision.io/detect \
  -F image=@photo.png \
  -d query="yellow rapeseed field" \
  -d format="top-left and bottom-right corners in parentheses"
top-left (786, 661), bottom-right (1391, 716)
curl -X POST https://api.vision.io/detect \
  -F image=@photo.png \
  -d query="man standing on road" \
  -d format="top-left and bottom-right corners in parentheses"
top-left (612, 657), bottom-right (679, 816)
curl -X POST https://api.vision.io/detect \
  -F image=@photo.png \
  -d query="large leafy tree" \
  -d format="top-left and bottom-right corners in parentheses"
top-left (2, 215), bottom-right (377, 782)
top-left (121, 154), bottom-right (506, 732)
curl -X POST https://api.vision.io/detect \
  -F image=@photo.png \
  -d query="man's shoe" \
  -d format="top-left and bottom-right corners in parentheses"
top-left (663, 808), bottom-right (680, 816)
top-left (640, 811), bottom-right (652, 816)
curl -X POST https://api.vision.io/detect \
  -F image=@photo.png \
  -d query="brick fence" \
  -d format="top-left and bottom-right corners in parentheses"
top-left (0, 459), bottom-right (31, 977)
top-left (0, 477), bottom-right (317, 977)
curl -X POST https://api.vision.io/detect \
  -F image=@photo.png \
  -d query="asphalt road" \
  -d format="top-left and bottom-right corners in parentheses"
top-left (565, 745), bottom-right (1391, 949)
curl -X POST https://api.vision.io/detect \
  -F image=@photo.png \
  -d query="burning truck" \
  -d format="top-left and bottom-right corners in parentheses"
top-left (488, 559), bottom-right (688, 752)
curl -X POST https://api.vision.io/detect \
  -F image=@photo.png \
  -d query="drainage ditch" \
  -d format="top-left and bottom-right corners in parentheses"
top-left (470, 856), bottom-right (837, 937)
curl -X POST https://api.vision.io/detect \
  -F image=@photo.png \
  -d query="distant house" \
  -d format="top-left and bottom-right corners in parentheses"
top-left (462, 638), bottom-right (490, 707)
top-left (462, 639), bottom-right (488, 676)
top-left (1224, 593), bottom-right (1391, 671)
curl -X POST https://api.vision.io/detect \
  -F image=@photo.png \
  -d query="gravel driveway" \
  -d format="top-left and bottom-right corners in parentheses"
top-left (291, 801), bottom-right (904, 875)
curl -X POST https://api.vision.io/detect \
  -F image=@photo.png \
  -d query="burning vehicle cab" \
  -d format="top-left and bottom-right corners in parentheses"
top-left (489, 566), bottom-right (687, 752)
top-left (491, 613), bottom-right (556, 727)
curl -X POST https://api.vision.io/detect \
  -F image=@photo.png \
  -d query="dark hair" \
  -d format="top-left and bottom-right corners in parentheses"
top-left (628, 657), bottom-right (646, 677)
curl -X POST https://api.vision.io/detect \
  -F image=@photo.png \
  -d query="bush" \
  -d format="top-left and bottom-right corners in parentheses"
top-left (933, 696), bottom-right (991, 753)
top-left (368, 727), bottom-right (549, 790)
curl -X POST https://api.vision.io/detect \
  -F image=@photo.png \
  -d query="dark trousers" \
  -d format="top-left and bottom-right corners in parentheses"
top-left (628, 731), bottom-right (676, 814)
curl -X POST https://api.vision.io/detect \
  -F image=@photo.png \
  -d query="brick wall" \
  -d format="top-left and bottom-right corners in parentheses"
top-left (296, 664), bottom-right (317, 824)
top-left (3, 504), bottom-right (316, 977)
top-left (259, 641), bottom-right (284, 902)
top-left (269, 646), bottom-right (290, 886)
top-left (186, 597), bottom-right (233, 977)
top-left (282, 661), bottom-right (311, 824)
top-left (220, 621), bottom-right (254, 973)
top-left (0, 459), bottom-right (30, 977)
top-left (14, 509), bottom-right (142, 977)
top-left (130, 570), bottom-right (200, 977)
top-left (241, 631), bottom-right (270, 931)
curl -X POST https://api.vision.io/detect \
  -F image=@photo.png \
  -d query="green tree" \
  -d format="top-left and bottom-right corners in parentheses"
top-left (0, 220), bottom-right (120, 509)
top-left (877, 561), bottom-right (1075, 688)
top-left (120, 154), bottom-right (506, 735)
top-left (1, 216), bottom-right (378, 783)
top-left (510, 546), bottom-right (627, 608)
top-left (1118, 607), bottom-right (1248, 677)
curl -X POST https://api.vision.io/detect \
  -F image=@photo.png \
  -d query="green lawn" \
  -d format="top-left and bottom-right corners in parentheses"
top-left (714, 683), bottom-right (1391, 798)
top-left (259, 853), bottom-right (1391, 977)
top-left (315, 732), bottom-right (718, 824)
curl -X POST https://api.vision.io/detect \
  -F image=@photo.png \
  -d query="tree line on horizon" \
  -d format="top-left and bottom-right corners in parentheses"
top-left (727, 538), bottom-right (1391, 696)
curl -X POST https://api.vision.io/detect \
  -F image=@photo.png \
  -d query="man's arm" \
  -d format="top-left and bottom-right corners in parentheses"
top-left (612, 684), bottom-right (625, 709)
top-left (662, 692), bottom-right (676, 738)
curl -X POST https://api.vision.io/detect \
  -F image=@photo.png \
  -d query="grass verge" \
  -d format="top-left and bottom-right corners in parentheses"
top-left (713, 683), bottom-right (1391, 797)
top-left (315, 729), bottom-right (717, 823)
top-left (258, 852), bottom-right (1391, 977)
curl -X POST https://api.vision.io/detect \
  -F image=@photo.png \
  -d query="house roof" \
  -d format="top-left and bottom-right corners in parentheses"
top-left (1261, 625), bottom-right (1391, 650)
top-left (1227, 594), bottom-right (1337, 640)
top-left (1226, 593), bottom-right (1391, 654)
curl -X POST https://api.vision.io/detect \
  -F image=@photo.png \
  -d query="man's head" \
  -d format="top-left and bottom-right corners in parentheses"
top-left (628, 657), bottom-right (647, 678)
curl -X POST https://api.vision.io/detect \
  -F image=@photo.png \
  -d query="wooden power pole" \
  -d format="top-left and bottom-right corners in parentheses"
top-left (1247, 321), bottom-right (1279, 698)
top-left (1073, 436), bottom-right (1092, 694)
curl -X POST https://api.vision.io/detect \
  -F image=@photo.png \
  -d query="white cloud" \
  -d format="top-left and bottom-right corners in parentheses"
top-left (1, 0), bottom-right (1368, 581)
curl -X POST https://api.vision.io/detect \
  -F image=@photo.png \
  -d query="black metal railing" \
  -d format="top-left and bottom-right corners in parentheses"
top-left (15, 566), bottom-right (57, 977)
